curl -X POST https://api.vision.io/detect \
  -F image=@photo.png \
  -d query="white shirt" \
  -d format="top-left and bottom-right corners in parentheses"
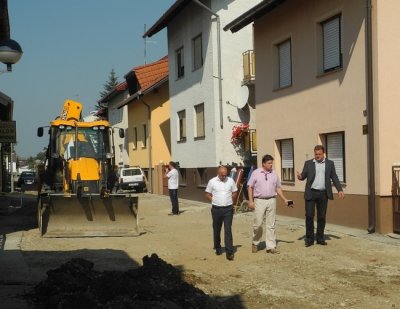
top-left (312, 158), bottom-right (326, 190)
top-left (167, 168), bottom-right (179, 189)
top-left (205, 176), bottom-right (238, 206)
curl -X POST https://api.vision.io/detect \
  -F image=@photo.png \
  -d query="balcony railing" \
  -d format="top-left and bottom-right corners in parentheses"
top-left (242, 50), bottom-right (255, 85)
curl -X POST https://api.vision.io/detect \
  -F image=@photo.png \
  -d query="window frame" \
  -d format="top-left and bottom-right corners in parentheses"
top-left (194, 103), bottom-right (205, 139)
top-left (177, 110), bottom-right (186, 142)
top-left (179, 168), bottom-right (187, 186)
top-left (277, 38), bottom-right (292, 88)
top-left (279, 138), bottom-right (294, 182)
top-left (196, 168), bottom-right (208, 188)
top-left (324, 131), bottom-right (346, 183)
top-left (321, 14), bottom-right (342, 73)
top-left (132, 127), bottom-right (137, 150)
top-left (141, 123), bottom-right (147, 148)
top-left (192, 34), bottom-right (203, 71)
top-left (176, 46), bottom-right (185, 79)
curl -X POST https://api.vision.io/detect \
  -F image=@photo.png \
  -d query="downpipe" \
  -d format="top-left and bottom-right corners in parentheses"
top-left (366, 0), bottom-right (376, 233)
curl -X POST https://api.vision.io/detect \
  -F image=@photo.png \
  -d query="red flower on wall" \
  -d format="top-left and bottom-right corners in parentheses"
top-left (231, 123), bottom-right (249, 146)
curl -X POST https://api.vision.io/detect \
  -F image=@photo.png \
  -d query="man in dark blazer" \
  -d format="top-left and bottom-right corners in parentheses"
top-left (297, 145), bottom-right (344, 247)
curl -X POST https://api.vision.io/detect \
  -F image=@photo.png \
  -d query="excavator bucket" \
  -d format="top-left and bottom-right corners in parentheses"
top-left (38, 193), bottom-right (139, 237)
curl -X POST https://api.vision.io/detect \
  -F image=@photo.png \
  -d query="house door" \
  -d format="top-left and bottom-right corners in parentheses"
top-left (392, 166), bottom-right (400, 233)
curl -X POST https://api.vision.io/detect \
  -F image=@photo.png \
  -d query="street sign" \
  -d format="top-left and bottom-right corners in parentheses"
top-left (0, 121), bottom-right (16, 143)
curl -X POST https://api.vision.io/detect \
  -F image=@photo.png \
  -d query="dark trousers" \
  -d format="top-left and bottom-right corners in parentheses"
top-left (211, 206), bottom-right (234, 255)
top-left (169, 189), bottom-right (179, 214)
top-left (305, 190), bottom-right (328, 243)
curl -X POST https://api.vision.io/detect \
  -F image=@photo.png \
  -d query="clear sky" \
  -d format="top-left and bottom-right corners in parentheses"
top-left (1, 0), bottom-right (174, 157)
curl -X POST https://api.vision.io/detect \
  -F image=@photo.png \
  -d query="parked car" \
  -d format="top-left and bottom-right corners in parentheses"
top-left (119, 166), bottom-right (147, 193)
top-left (17, 171), bottom-right (37, 191)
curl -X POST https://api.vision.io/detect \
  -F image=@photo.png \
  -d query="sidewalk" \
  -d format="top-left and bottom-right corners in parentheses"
top-left (171, 194), bottom-right (400, 246)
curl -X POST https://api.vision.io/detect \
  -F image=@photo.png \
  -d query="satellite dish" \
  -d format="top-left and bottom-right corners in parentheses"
top-left (236, 85), bottom-right (249, 110)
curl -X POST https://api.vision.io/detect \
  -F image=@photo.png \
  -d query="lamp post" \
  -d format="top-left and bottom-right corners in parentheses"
top-left (0, 0), bottom-right (22, 192)
top-left (0, 0), bottom-right (23, 72)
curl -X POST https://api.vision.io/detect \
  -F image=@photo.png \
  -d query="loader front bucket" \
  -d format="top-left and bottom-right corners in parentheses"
top-left (38, 193), bottom-right (139, 237)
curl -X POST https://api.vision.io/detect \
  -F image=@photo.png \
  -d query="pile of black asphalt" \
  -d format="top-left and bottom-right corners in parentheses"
top-left (28, 253), bottom-right (238, 309)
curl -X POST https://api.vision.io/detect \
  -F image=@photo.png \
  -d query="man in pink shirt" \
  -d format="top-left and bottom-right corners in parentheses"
top-left (247, 154), bottom-right (292, 254)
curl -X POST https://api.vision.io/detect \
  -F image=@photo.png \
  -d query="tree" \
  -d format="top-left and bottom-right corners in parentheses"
top-left (98, 69), bottom-right (119, 102)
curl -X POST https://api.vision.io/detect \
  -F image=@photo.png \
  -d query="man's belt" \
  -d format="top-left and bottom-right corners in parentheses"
top-left (212, 204), bottom-right (233, 208)
top-left (311, 188), bottom-right (326, 192)
top-left (254, 196), bottom-right (276, 200)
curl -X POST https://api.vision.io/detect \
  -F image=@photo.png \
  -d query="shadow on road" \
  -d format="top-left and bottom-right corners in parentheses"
top-left (0, 193), bottom-right (245, 308)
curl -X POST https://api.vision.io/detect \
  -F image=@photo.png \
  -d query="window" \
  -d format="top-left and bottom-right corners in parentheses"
top-left (192, 34), bottom-right (203, 70)
top-left (177, 110), bottom-right (186, 142)
top-left (325, 132), bottom-right (345, 182)
top-left (109, 107), bottom-right (123, 125)
top-left (322, 15), bottom-right (342, 72)
top-left (176, 47), bottom-right (184, 78)
top-left (278, 39), bottom-right (292, 88)
top-left (142, 124), bottom-right (147, 148)
top-left (133, 127), bottom-right (137, 149)
top-left (118, 144), bottom-right (123, 163)
top-left (194, 103), bottom-right (205, 138)
top-left (179, 168), bottom-right (187, 186)
top-left (279, 139), bottom-right (294, 182)
top-left (196, 168), bottom-right (208, 187)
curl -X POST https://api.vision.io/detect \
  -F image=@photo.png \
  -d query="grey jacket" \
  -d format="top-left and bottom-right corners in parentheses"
top-left (299, 158), bottom-right (343, 200)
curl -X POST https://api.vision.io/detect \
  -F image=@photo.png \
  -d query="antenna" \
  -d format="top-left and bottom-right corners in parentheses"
top-left (144, 24), bottom-right (147, 64)
top-left (143, 23), bottom-right (157, 64)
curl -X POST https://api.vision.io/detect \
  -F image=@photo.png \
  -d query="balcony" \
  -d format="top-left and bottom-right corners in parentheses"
top-left (242, 50), bottom-right (255, 85)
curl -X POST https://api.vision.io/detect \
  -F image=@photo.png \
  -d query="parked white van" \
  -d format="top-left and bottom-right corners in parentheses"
top-left (119, 166), bottom-right (146, 193)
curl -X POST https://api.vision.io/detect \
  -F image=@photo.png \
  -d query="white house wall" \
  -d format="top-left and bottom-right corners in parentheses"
top-left (168, 0), bottom-right (260, 168)
top-left (108, 90), bottom-right (130, 167)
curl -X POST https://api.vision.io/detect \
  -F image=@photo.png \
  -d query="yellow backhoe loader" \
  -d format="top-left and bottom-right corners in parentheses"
top-left (36, 99), bottom-right (139, 237)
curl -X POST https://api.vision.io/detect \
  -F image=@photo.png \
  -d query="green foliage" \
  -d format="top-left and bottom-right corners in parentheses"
top-left (98, 69), bottom-right (119, 103)
top-left (24, 148), bottom-right (46, 170)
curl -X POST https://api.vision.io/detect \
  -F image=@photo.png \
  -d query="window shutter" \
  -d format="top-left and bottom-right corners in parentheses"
top-left (281, 139), bottom-right (293, 168)
top-left (323, 16), bottom-right (341, 71)
top-left (195, 104), bottom-right (204, 137)
top-left (327, 133), bottom-right (344, 182)
top-left (193, 35), bottom-right (202, 70)
top-left (279, 40), bottom-right (291, 88)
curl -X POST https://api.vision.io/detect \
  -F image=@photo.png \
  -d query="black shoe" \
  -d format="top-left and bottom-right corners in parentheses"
top-left (215, 248), bottom-right (222, 256)
top-left (317, 240), bottom-right (327, 245)
top-left (305, 241), bottom-right (314, 247)
top-left (226, 253), bottom-right (234, 261)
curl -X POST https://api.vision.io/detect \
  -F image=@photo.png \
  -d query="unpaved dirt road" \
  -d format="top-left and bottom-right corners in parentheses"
top-left (1, 193), bottom-right (400, 308)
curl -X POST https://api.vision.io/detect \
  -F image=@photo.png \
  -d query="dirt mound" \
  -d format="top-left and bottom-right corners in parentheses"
top-left (29, 254), bottom-right (232, 309)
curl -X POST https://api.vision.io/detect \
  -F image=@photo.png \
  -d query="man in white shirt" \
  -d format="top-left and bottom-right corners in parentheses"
top-left (205, 166), bottom-right (238, 261)
top-left (165, 161), bottom-right (180, 215)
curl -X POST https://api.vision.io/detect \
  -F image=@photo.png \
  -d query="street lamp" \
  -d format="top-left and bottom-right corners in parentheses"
top-left (0, 38), bottom-right (22, 71)
top-left (0, 0), bottom-right (23, 72)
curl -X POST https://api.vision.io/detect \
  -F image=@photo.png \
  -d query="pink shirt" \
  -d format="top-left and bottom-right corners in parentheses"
top-left (247, 168), bottom-right (281, 198)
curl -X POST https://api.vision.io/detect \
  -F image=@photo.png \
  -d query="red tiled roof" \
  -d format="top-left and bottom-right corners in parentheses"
top-left (115, 81), bottom-right (127, 91)
top-left (132, 56), bottom-right (169, 94)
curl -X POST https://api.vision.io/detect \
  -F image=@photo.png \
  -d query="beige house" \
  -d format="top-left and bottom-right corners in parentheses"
top-left (116, 57), bottom-right (171, 194)
top-left (225, 0), bottom-right (400, 234)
